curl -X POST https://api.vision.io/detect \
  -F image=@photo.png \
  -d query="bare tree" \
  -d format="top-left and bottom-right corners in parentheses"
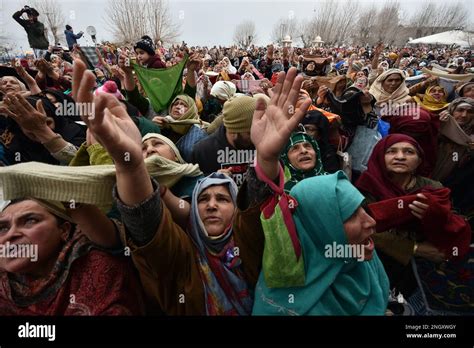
top-left (298, 18), bottom-right (317, 48)
top-left (409, 1), bottom-right (437, 31)
top-left (271, 17), bottom-right (298, 45)
top-left (105, 0), bottom-right (180, 45)
top-left (312, 1), bottom-right (339, 45)
top-left (31, 0), bottom-right (65, 45)
top-left (409, 1), bottom-right (469, 37)
top-left (355, 4), bottom-right (378, 45)
top-left (372, 1), bottom-right (402, 45)
top-left (144, 0), bottom-right (180, 44)
top-left (233, 20), bottom-right (257, 48)
top-left (334, 0), bottom-right (359, 45)
top-left (433, 2), bottom-right (469, 29)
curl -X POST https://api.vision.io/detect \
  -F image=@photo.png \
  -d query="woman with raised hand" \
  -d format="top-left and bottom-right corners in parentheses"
top-left (250, 67), bottom-right (389, 316)
top-left (72, 58), bottom-right (272, 315)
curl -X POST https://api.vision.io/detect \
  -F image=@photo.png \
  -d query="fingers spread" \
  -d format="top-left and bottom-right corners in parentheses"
top-left (11, 94), bottom-right (31, 115)
top-left (0, 106), bottom-right (17, 119)
top-left (287, 98), bottom-right (311, 131)
top-left (286, 75), bottom-right (304, 110)
top-left (278, 68), bottom-right (297, 107)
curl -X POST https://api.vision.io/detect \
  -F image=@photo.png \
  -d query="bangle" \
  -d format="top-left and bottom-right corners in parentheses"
top-left (413, 242), bottom-right (418, 254)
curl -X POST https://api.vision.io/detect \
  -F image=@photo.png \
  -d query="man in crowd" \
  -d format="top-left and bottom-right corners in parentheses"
top-left (64, 25), bottom-right (84, 51)
top-left (12, 6), bottom-right (49, 58)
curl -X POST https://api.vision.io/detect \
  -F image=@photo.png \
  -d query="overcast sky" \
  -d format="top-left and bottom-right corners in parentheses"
top-left (1, 0), bottom-right (473, 53)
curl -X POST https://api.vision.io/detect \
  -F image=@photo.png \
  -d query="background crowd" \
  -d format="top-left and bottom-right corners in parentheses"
top-left (0, 5), bottom-right (473, 316)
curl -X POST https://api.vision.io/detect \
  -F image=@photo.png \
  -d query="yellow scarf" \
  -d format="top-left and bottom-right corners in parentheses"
top-left (413, 85), bottom-right (450, 112)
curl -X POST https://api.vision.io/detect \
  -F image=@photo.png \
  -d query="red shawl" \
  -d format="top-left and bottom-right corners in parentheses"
top-left (356, 134), bottom-right (425, 200)
top-left (367, 187), bottom-right (471, 260)
top-left (0, 233), bottom-right (145, 315)
top-left (356, 134), bottom-right (471, 260)
top-left (385, 107), bottom-right (439, 177)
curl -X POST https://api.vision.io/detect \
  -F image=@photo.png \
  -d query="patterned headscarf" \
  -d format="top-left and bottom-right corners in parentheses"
top-left (188, 173), bottom-right (252, 315)
top-left (281, 131), bottom-right (327, 193)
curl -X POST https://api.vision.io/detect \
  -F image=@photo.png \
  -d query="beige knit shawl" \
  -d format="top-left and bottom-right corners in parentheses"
top-left (0, 156), bottom-right (202, 211)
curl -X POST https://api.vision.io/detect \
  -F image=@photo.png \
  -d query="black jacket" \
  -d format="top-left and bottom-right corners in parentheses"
top-left (190, 124), bottom-right (255, 183)
top-left (13, 11), bottom-right (49, 49)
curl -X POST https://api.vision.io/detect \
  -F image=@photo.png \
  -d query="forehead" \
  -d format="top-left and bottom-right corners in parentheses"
top-left (454, 104), bottom-right (474, 112)
top-left (290, 141), bottom-right (312, 149)
top-left (384, 74), bottom-right (402, 81)
top-left (199, 184), bottom-right (231, 196)
top-left (1, 200), bottom-right (48, 218)
top-left (1, 77), bottom-right (19, 84)
top-left (386, 141), bottom-right (417, 150)
top-left (173, 99), bottom-right (187, 105)
top-left (143, 137), bottom-right (166, 145)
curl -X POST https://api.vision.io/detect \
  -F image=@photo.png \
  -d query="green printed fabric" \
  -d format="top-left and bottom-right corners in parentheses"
top-left (132, 55), bottom-right (188, 113)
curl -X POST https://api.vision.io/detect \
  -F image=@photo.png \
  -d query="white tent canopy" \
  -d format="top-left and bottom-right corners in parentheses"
top-left (407, 30), bottom-right (473, 48)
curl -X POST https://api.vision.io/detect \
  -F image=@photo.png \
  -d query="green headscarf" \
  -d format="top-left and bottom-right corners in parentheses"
top-left (164, 94), bottom-right (204, 135)
top-left (252, 171), bottom-right (389, 315)
top-left (280, 132), bottom-right (326, 193)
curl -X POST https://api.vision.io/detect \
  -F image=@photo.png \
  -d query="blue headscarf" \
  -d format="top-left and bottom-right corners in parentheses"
top-left (189, 172), bottom-right (253, 315)
top-left (252, 171), bottom-right (389, 315)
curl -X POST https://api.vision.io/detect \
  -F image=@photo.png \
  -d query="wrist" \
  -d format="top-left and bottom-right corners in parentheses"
top-left (115, 160), bottom-right (147, 176)
top-left (36, 127), bottom-right (58, 144)
top-left (255, 154), bottom-right (280, 182)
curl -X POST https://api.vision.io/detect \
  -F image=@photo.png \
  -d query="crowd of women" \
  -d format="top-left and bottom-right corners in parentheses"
top-left (0, 33), bottom-right (472, 316)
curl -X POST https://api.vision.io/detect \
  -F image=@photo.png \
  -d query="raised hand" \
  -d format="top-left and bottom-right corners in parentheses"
top-left (72, 58), bottom-right (152, 205)
top-left (374, 42), bottom-right (384, 56)
top-left (11, 59), bottom-right (41, 95)
top-left (186, 53), bottom-right (202, 72)
top-left (251, 67), bottom-right (311, 180)
top-left (0, 93), bottom-right (50, 142)
top-left (118, 52), bottom-right (133, 74)
top-left (72, 59), bottom-right (142, 169)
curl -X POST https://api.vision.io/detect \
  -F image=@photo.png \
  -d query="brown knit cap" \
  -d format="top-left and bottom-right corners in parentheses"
top-left (222, 95), bottom-right (257, 133)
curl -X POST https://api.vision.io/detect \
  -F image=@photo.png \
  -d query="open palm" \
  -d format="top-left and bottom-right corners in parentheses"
top-left (251, 67), bottom-right (311, 163)
top-left (72, 59), bottom-right (142, 169)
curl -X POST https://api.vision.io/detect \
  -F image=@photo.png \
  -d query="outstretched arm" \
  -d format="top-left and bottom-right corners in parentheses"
top-left (251, 67), bottom-right (311, 181)
top-left (12, 10), bottom-right (27, 28)
top-left (73, 58), bottom-right (153, 205)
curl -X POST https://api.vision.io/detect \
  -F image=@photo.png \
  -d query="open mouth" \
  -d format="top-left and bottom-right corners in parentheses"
top-left (362, 237), bottom-right (374, 252)
top-left (298, 156), bottom-right (312, 163)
